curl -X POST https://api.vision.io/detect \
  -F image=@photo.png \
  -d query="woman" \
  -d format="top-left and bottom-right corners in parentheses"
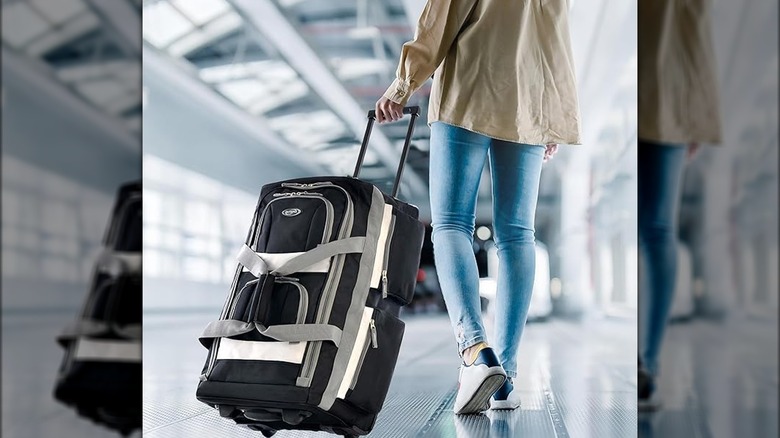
top-left (637, 0), bottom-right (721, 410)
top-left (376, 0), bottom-right (580, 414)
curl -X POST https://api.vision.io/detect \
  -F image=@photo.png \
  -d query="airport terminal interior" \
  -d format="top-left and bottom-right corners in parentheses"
top-left (1, 0), bottom-right (777, 437)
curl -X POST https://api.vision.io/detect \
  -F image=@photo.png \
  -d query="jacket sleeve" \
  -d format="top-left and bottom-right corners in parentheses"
top-left (383, 0), bottom-right (478, 106)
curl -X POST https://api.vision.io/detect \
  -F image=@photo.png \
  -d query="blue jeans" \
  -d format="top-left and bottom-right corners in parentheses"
top-left (429, 122), bottom-right (545, 378)
top-left (638, 141), bottom-right (687, 376)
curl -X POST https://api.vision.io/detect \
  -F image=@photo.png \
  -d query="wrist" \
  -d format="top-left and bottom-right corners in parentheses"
top-left (383, 78), bottom-right (411, 106)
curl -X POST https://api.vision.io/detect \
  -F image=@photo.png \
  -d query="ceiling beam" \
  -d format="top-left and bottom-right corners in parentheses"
top-left (85, 0), bottom-right (141, 55)
top-left (2, 44), bottom-right (138, 153)
top-left (143, 45), bottom-right (325, 176)
top-left (229, 0), bottom-right (427, 198)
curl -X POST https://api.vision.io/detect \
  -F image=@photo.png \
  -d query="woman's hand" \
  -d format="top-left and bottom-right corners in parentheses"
top-left (543, 144), bottom-right (558, 162)
top-left (687, 142), bottom-right (700, 161)
top-left (375, 97), bottom-right (404, 123)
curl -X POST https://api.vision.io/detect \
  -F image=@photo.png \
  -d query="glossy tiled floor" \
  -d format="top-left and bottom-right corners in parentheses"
top-left (5, 309), bottom-right (773, 437)
top-left (142, 312), bottom-right (637, 437)
top-left (640, 318), bottom-right (778, 438)
top-left (1, 310), bottom-right (142, 438)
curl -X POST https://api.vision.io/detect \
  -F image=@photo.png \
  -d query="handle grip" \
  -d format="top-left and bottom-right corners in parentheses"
top-left (353, 106), bottom-right (420, 198)
top-left (367, 106), bottom-right (420, 120)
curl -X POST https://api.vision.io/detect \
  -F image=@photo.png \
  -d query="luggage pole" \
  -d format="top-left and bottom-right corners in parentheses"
top-left (353, 113), bottom-right (376, 179)
top-left (391, 111), bottom-right (418, 198)
top-left (353, 106), bottom-right (420, 197)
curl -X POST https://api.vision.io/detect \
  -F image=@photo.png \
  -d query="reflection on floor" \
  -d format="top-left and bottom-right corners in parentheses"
top-left (640, 319), bottom-right (778, 438)
top-left (143, 312), bottom-right (637, 437)
top-left (5, 309), bottom-right (773, 437)
top-left (1, 311), bottom-right (142, 438)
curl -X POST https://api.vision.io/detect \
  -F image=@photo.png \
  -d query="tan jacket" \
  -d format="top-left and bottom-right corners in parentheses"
top-left (383, 0), bottom-right (581, 145)
top-left (638, 0), bottom-right (722, 144)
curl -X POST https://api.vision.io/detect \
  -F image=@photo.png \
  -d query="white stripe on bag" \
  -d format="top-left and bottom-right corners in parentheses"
top-left (74, 338), bottom-right (141, 362)
top-left (216, 338), bottom-right (308, 364)
top-left (337, 307), bottom-right (374, 399)
top-left (239, 250), bottom-right (331, 275)
top-left (370, 204), bottom-right (394, 288)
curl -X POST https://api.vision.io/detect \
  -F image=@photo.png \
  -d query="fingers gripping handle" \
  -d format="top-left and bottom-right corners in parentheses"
top-left (353, 106), bottom-right (420, 198)
top-left (367, 106), bottom-right (420, 120)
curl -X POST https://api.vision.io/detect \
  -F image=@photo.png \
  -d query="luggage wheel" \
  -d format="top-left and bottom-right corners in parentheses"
top-left (217, 405), bottom-right (240, 419)
top-left (243, 408), bottom-right (311, 426)
top-left (247, 424), bottom-right (276, 437)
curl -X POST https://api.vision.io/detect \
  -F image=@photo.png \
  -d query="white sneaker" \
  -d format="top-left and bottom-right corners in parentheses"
top-left (454, 347), bottom-right (507, 415)
top-left (490, 377), bottom-right (522, 410)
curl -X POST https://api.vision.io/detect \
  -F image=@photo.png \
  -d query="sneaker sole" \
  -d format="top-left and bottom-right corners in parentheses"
top-left (455, 369), bottom-right (506, 415)
top-left (489, 398), bottom-right (521, 410)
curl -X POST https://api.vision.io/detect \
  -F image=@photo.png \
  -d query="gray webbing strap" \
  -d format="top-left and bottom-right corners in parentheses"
top-left (236, 245), bottom-right (268, 277)
top-left (271, 236), bottom-right (365, 276)
top-left (199, 320), bottom-right (342, 348)
top-left (199, 319), bottom-right (253, 345)
top-left (114, 324), bottom-right (142, 339)
top-left (236, 236), bottom-right (366, 277)
top-left (57, 320), bottom-right (142, 345)
top-left (95, 250), bottom-right (142, 275)
top-left (257, 323), bottom-right (342, 345)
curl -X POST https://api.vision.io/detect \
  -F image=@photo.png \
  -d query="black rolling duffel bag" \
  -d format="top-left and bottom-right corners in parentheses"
top-left (196, 107), bottom-right (425, 437)
top-left (54, 182), bottom-right (142, 436)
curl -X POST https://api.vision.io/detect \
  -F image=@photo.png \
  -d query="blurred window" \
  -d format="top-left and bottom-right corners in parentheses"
top-left (143, 154), bottom-right (255, 283)
top-left (1, 156), bottom-right (110, 283)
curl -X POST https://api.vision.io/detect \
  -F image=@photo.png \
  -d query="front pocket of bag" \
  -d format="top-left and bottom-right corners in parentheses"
top-left (384, 210), bottom-right (425, 305)
top-left (256, 195), bottom-right (333, 253)
top-left (230, 272), bottom-right (259, 321)
top-left (230, 275), bottom-right (311, 325)
top-left (212, 276), bottom-right (312, 386)
top-left (338, 307), bottom-right (405, 414)
top-left (209, 339), bottom-right (307, 386)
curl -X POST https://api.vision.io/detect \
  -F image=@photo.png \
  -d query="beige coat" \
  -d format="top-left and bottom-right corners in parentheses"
top-left (638, 0), bottom-right (722, 144)
top-left (383, 0), bottom-right (581, 145)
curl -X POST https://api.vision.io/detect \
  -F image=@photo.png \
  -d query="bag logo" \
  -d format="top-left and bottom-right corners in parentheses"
top-left (282, 208), bottom-right (302, 217)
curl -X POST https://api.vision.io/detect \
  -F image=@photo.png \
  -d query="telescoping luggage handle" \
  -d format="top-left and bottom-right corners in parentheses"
top-left (352, 106), bottom-right (420, 198)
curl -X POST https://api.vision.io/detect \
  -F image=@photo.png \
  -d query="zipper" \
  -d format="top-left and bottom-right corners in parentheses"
top-left (284, 182), bottom-right (355, 387)
top-left (369, 319), bottom-right (378, 348)
top-left (281, 182), bottom-right (334, 189)
top-left (297, 185), bottom-right (354, 386)
top-left (369, 205), bottom-right (393, 289)
top-left (275, 278), bottom-right (308, 325)
top-left (204, 191), bottom-right (334, 379)
top-left (228, 278), bottom-right (260, 319)
top-left (380, 215), bottom-right (396, 299)
top-left (272, 190), bottom-right (323, 197)
top-left (347, 318), bottom-right (378, 391)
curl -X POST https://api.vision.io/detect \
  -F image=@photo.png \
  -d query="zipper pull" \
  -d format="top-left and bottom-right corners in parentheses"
top-left (369, 319), bottom-right (378, 348)
top-left (381, 270), bottom-right (388, 299)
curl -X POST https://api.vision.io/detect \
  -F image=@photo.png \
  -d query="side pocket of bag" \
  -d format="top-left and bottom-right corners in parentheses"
top-left (384, 211), bottom-right (425, 305)
top-left (338, 307), bottom-right (405, 414)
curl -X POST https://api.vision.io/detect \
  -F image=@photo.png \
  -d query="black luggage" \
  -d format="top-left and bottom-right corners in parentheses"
top-left (196, 107), bottom-right (426, 437)
top-left (54, 182), bottom-right (142, 436)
